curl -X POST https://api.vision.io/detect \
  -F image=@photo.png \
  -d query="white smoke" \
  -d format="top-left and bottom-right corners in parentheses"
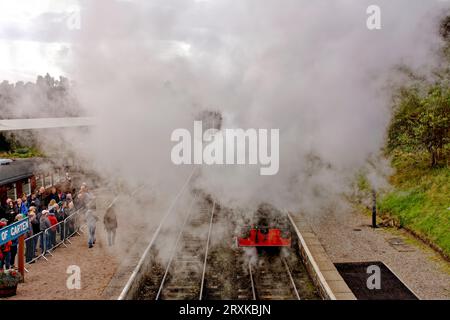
top-left (65, 0), bottom-right (448, 219)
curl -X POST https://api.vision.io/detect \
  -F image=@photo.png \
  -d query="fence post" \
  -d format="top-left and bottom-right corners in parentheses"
top-left (64, 217), bottom-right (72, 244)
top-left (44, 229), bottom-right (53, 257)
top-left (40, 231), bottom-right (48, 261)
top-left (18, 235), bottom-right (25, 281)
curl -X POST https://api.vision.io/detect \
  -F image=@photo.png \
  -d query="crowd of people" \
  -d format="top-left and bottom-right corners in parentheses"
top-left (0, 182), bottom-right (104, 271)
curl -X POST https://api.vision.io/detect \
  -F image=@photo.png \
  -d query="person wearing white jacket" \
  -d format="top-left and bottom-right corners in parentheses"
top-left (85, 202), bottom-right (98, 248)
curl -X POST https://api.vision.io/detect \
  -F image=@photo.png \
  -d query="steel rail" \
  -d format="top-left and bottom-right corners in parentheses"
top-left (248, 262), bottom-right (257, 300)
top-left (281, 257), bottom-right (301, 300)
top-left (117, 168), bottom-right (197, 300)
top-left (155, 193), bottom-right (198, 300)
top-left (199, 201), bottom-right (216, 300)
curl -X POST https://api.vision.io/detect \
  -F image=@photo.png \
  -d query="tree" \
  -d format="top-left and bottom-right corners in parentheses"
top-left (388, 86), bottom-right (450, 167)
top-left (0, 74), bottom-right (83, 119)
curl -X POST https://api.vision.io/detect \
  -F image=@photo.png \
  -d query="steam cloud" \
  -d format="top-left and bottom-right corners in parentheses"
top-left (64, 1), bottom-right (450, 218)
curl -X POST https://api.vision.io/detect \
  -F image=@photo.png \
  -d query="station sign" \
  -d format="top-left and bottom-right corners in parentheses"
top-left (0, 219), bottom-right (30, 246)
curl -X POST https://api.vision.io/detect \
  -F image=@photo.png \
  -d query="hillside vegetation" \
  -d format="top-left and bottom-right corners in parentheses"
top-left (378, 151), bottom-right (449, 257)
top-left (0, 133), bottom-right (43, 158)
top-left (378, 16), bottom-right (450, 257)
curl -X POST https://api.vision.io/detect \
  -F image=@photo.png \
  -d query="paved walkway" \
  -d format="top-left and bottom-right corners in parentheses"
top-left (3, 230), bottom-right (118, 300)
top-left (306, 210), bottom-right (450, 300)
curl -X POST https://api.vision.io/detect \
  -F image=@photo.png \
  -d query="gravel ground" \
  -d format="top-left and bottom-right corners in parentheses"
top-left (3, 228), bottom-right (118, 300)
top-left (306, 210), bottom-right (450, 300)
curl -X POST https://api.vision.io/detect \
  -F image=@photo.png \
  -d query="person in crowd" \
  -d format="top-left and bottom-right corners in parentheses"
top-left (5, 200), bottom-right (18, 225)
top-left (48, 199), bottom-right (57, 212)
top-left (27, 192), bottom-right (40, 210)
top-left (37, 187), bottom-right (46, 212)
top-left (0, 201), bottom-right (6, 221)
top-left (85, 202), bottom-right (98, 248)
top-left (46, 187), bottom-right (60, 206)
top-left (34, 202), bottom-right (41, 221)
top-left (28, 206), bottom-right (37, 214)
top-left (104, 205), bottom-right (118, 246)
top-left (66, 200), bottom-right (76, 235)
top-left (39, 210), bottom-right (51, 254)
top-left (28, 209), bottom-right (39, 262)
top-left (65, 172), bottom-right (72, 189)
top-left (16, 198), bottom-right (28, 216)
top-left (25, 223), bottom-right (35, 263)
top-left (9, 214), bottom-right (23, 268)
top-left (9, 236), bottom-right (18, 268)
top-left (29, 207), bottom-right (40, 252)
top-left (65, 194), bottom-right (74, 210)
top-left (47, 211), bottom-right (58, 248)
top-left (0, 219), bottom-right (12, 270)
top-left (56, 201), bottom-right (67, 241)
top-left (77, 184), bottom-right (93, 210)
top-left (60, 190), bottom-right (69, 202)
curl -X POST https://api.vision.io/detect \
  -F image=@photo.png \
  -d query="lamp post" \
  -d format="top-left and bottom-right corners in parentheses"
top-left (372, 189), bottom-right (378, 228)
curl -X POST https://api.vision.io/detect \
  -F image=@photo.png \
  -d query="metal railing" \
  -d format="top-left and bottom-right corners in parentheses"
top-left (23, 208), bottom-right (87, 269)
top-left (44, 219), bottom-right (67, 256)
top-left (19, 188), bottom-right (126, 274)
top-left (64, 209), bottom-right (85, 241)
top-left (21, 188), bottom-right (121, 269)
top-left (24, 231), bottom-right (45, 265)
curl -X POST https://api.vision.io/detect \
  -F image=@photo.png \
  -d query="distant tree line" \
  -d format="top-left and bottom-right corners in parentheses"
top-left (0, 73), bottom-right (84, 120)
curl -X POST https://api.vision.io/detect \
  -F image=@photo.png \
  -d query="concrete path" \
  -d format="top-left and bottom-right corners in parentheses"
top-left (3, 230), bottom-right (117, 300)
top-left (306, 210), bottom-right (450, 300)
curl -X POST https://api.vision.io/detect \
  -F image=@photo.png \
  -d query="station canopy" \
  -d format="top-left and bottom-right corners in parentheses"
top-left (0, 117), bottom-right (95, 132)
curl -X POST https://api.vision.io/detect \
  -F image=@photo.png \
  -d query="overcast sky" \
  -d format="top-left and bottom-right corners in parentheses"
top-left (0, 0), bottom-right (80, 82)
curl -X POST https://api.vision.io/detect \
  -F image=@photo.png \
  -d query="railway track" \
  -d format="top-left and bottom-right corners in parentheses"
top-left (136, 194), bottom-right (216, 300)
top-left (156, 197), bottom-right (216, 300)
top-left (122, 169), bottom-right (319, 301)
top-left (134, 197), bottom-right (320, 300)
top-left (249, 254), bottom-right (300, 300)
top-left (201, 207), bottom-right (254, 300)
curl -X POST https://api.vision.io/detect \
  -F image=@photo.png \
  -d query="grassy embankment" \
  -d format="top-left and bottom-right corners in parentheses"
top-left (0, 146), bottom-right (43, 159)
top-left (0, 133), bottom-right (43, 158)
top-left (378, 150), bottom-right (450, 258)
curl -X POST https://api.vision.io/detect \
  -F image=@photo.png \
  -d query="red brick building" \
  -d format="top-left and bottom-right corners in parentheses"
top-left (0, 158), bottom-right (69, 205)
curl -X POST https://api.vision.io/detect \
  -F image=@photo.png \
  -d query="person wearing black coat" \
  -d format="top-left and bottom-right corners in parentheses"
top-left (36, 187), bottom-right (46, 212)
top-left (55, 203), bottom-right (67, 241)
top-left (0, 203), bottom-right (6, 221)
top-left (46, 187), bottom-right (60, 207)
top-left (5, 201), bottom-right (18, 225)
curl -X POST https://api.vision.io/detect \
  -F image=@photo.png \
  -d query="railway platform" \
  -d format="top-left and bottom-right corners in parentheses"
top-left (287, 212), bottom-right (356, 300)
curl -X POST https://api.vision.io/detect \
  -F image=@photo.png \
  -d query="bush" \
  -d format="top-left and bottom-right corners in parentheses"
top-left (388, 86), bottom-right (450, 167)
